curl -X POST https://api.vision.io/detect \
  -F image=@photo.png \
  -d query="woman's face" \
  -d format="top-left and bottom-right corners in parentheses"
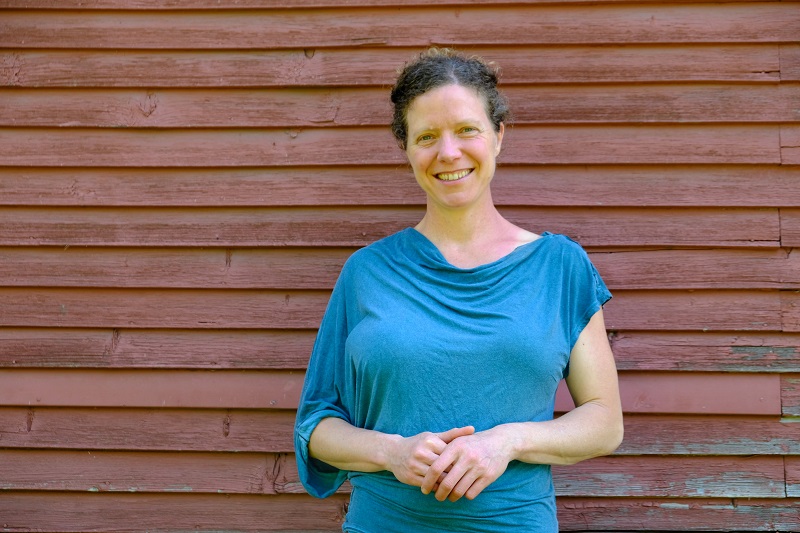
top-left (405, 84), bottom-right (504, 213)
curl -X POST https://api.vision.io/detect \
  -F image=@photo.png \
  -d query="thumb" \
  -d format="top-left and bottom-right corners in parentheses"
top-left (437, 425), bottom-right (475, 443)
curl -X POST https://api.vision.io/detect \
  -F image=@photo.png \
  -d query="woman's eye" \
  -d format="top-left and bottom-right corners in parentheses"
top-left (417, 134), bottom-right (434, 144)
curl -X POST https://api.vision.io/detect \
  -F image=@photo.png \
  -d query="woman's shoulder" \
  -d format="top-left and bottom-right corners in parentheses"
top-left (533, 232), bottom-right (594, 266)
top-left (539, 231), bottom-right (587, 250)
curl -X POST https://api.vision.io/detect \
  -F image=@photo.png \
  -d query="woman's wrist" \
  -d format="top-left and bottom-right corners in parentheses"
top-left (376, 431), bottom-right (403, 471)
top-left (488, 423), bottom-right (526, 463)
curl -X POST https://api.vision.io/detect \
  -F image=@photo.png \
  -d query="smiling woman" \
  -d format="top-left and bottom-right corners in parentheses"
top-left (404, 84), bottom-right (504, 215)
top-left (294, 48), bottom-right (623, 533)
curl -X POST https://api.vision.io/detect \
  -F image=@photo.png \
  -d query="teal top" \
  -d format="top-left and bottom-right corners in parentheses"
top-left (295, 228), bottom-right (612, 532)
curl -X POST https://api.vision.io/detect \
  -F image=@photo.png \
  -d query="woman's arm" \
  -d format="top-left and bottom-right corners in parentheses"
top-left (309, 416), bottom-right (475, 488)
top-left (421, 309), bottom-right (623, 501)
top-left (508, 307), bottom-right (624, 464)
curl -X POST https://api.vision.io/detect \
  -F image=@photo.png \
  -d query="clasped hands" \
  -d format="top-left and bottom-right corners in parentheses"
top-left (386, 425), bottom-right (512, 503)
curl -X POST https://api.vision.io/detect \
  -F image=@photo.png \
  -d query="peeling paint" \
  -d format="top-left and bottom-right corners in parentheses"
top-left (0, 53), bottom-right (23, 85)
top-left (659, 503), bottom-right (690, 510)
top-left (163, 485), bottom-right (193, 492)
top-left (595, 472), bottom-right (634, 484)
top-left (136, 91), bottom-right (159, 118)
top-left (701, 503), bottom-right (737, 510)
top-left (222, 412), bottom-right (231, 438)
top-left (732, 345), bottom-right (798, 360)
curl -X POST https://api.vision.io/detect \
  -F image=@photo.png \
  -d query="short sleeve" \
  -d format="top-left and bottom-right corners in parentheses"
top-left (561, 236), bottom-right (612, 353)
top-left (293, 272), bottom-right (353, 498)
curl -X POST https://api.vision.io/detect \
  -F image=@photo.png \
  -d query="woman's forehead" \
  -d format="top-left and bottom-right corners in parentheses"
top-left (406, 85), bottom-right (490, 126)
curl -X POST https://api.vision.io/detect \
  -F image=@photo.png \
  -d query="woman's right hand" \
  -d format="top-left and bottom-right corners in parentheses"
top-left (386, 426), bottom-right (475, 488)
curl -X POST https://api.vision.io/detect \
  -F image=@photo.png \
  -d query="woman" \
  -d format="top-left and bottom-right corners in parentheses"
top-left (294, 48), bottom-right (623, 532)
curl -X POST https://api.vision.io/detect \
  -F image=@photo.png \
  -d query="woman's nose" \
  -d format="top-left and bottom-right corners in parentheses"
top-left (437, 134), bottom-right (462, 161)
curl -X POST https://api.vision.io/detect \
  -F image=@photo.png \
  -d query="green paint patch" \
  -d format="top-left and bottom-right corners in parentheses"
top-left (732, 346), bottom-right (798, 359)
top-left (731, 346), bottom-right (800, 370)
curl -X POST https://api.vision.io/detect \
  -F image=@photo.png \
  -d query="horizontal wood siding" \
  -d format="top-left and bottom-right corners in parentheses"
top-left (1, 1), bottom-right (798, 531)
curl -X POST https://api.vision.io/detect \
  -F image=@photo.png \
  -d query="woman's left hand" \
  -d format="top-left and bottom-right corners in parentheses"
top-left (419, 426), bottom-right (514, 502)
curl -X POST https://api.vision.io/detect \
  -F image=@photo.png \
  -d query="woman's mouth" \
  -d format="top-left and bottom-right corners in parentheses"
top-left (435, 169), bottom-right (472, 181)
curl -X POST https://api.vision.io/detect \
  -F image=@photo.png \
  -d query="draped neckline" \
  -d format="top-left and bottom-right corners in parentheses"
top-left (403, 227), bottom-right (553, 275)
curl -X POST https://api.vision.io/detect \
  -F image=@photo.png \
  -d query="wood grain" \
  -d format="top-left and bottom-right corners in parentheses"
top-left (617, 414), bottom-right (800, 455)
top-left (0, 206), bottom-right (781, 247)
top-left (0, 450), bottom-right (788, 498)
top-left (0, 87), bottom-right (392, 129)
top-left (781, 374), bottom-right (800, 417)
top-left (556, 497), bottom-right (800, 531)
top-left (0, 288), bottom-right (332, 329)
top-left (0, 449), bottom-right (280, 494)
top-left (0, 287), bottom-right (786, 331)
top-left (601, 290), bottom-right (783, 332)
top-left (0, 46), bottom-right (781, 88)
top-left (2, 328), bottom-right (799, 372)
top-left (556, 455), bottom-right (786, 498)
top-left (0, 247), bottom-right (794, 290)
top-left (1, 165), bottom-right (798, 207)
top-left (4, 328), bottom-right (800, 372)
top-left (592, 248), bottom-right (798, 290)
top-left (0, 491), bottom-right (797, 531)
top-left (782, 44), bottom-right (800, 81)
top-left (556, 372), bottom-right (782, 416)
top-left (782, 291), bottom-right (800, 332)
top-left (0, 247), bottom-right (350, 289)
top-left (0, 406), bottom-right (294, 452)
top-left (0, 125), bottom-right (782, 166)
top-left (787, 456), bottom-right (800, 497)
top-left (2, 407), bottom-right (797, 456)
top-left (0, 492), bottom-right (350, 531)
top-left (0, 327), bottom-right (319, 369)
top-left (781, 208), bottom-right (800, 247)
top-left (4, 84), bottom-right (798, 128)
top-left (782, 124), bottom-right (800, 165)
top-left (610, 331), bottom-right (800, 372)
top-left (0, 368), bottom-right (782, 415)
top-left (3, 5), bottom-right (797, 48)
top-left (0, 368), bottom-right (305, 409)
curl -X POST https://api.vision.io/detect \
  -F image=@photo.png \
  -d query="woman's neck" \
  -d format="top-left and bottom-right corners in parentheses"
top-left (414, 195), bottom-right (539, 268)
top-left (415, 204), bottom-right (507, 247)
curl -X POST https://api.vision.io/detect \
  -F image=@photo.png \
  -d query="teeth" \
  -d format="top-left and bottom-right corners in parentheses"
top-left (437, 169), bottom-right (471, 181)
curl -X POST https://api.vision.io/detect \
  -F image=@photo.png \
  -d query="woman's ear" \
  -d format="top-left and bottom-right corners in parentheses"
top-left (495, 122), bottom-right (505, 155)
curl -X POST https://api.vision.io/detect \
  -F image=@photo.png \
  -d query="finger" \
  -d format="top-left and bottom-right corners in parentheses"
top-left (414, 446), bottom-right (441, 466)
top-left (434, 463), bottom-right (470, 502)
top-left (420, 455), bottom-right (452, 495)
top-left (422, 444), bottom-right (461, 493)
top-left (436, 425), bottom-right (475, 444)
top-left (463, 476), bottom-right (492, 501)
top-left (448, 471), bottom-right (484, 502)
top-left (410, 460), bottom-right (432, 477)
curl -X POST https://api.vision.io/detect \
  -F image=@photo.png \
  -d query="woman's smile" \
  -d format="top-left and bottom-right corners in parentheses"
top-left (435, 169), bottom-right (473, 181)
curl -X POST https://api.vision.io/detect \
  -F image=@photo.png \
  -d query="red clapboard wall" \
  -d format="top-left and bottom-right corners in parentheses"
top-left (1, 1), bottom-right (799, 531)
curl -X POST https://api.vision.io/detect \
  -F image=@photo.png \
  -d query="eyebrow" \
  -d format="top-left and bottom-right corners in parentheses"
top-left (409, 118), bottom-right (484, 137)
